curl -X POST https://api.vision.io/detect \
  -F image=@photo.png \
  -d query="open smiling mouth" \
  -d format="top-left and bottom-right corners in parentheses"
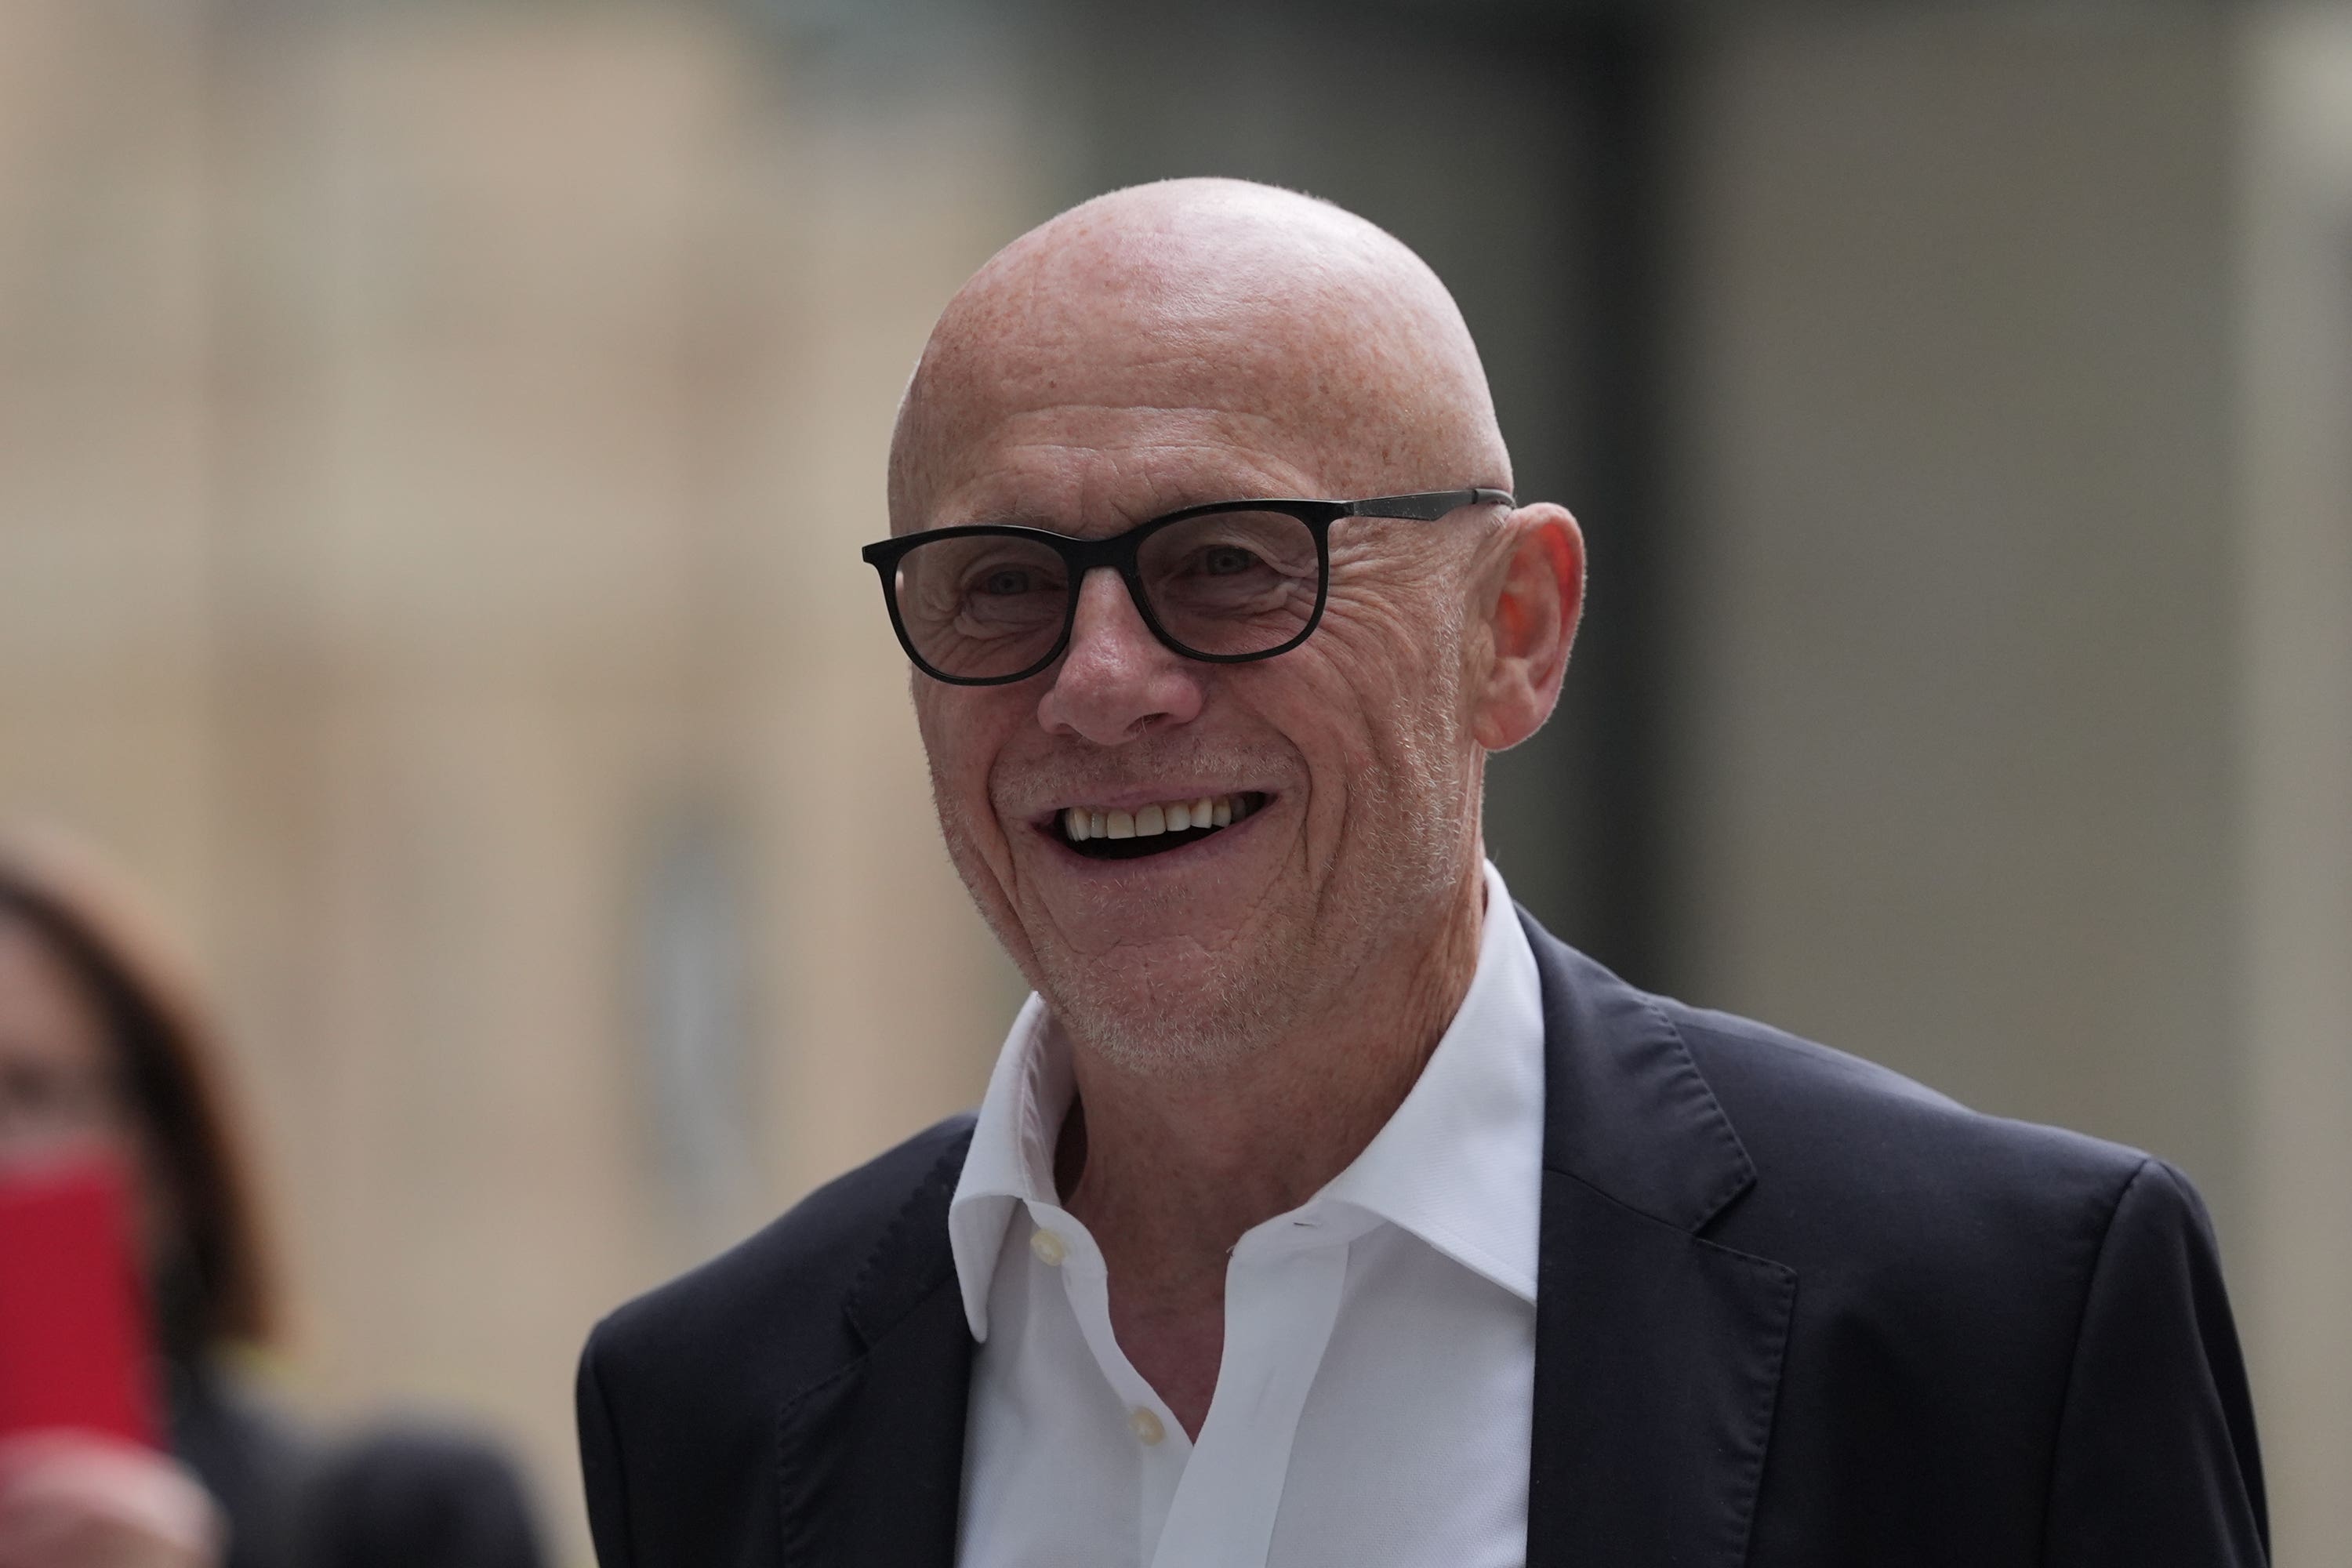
top-left (1051, 792), bottom-right (1269, 861)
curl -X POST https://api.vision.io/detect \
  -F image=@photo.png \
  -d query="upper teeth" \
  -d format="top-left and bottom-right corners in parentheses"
top-left (1062, 793), bottom-right (1252, 843)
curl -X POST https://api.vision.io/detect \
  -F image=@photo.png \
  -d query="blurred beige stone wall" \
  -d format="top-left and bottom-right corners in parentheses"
top-left (0, 4), bottom-right (1033, 1560)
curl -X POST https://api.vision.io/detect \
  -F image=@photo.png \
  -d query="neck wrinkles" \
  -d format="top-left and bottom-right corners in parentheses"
top-left (1055, 858), bottom-right (1486, 1279)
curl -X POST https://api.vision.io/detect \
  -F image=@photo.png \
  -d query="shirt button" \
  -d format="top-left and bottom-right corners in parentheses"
top-left (1029, 1228), bottom-right (1068, 1267)
top-left (1128, 1407), bottom-right (1166, 1446)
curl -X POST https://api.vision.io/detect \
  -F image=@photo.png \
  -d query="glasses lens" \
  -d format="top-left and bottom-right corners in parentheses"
top-left (892, 532), bottom-right (1072, 680)
top-left (1138, 510), bottom-right (1322, 657)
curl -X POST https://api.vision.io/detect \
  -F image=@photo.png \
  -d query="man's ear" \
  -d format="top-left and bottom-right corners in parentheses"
top-left (1470, 505), bottom-right (1584, 752)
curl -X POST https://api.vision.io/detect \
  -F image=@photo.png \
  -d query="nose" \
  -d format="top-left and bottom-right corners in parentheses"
top-left (1035, 568), bottom-right (1204, 744)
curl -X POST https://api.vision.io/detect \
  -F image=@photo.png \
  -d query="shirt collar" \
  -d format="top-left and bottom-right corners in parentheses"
top-left (946, 861), bottom-right (1547, 1338)
top-left (947, 991), bottom-right (1073, 1338)
top-left (1315, 859), bottom-right (1544, 1303)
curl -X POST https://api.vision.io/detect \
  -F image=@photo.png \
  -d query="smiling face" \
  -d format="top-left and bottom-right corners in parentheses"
top-left (892, 182), bottom-right (1525, 1074)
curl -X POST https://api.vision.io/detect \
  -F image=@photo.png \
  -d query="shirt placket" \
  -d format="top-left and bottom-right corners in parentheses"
top-left (1022, 1200), bottom-right (1192, 1564)
top-left (1149, 1211), bottom-right (1358, 1568)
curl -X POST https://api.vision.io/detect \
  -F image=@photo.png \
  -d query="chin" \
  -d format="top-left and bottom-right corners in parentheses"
top-left (1037, 941), bottom-right (1306, 1077)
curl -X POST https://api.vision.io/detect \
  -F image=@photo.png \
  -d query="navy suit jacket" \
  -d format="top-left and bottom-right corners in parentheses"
top-left (576, 912), bottom-right (2267, 1566)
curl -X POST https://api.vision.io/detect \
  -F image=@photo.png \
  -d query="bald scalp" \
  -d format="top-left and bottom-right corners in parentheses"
top-left (888, 178), bottom-right (1511, 532)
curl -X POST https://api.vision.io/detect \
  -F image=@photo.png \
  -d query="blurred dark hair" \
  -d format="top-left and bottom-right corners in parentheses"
top-left (0, 826), bottom-right (280, 1355)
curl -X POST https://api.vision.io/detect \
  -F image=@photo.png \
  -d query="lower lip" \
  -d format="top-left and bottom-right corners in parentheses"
top-left (1037, 799), bottom-right (1271, 868)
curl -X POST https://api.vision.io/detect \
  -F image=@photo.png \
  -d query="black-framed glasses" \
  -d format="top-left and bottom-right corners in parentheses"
top-left (860, 488), bottom-right (1513, 686)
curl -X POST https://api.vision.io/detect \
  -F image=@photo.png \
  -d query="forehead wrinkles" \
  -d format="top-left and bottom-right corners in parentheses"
top-left (898, 292), bottom-right (1471, 524)
top-left (933, 397), bottom-right (1306, 530)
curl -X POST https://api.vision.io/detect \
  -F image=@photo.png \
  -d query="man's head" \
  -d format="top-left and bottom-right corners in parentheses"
top-left (886, 178), bottom-right (1582, 1073)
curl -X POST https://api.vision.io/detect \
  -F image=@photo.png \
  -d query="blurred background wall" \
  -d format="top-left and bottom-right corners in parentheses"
top-left (2, 0), bottom-right (2345, 1561)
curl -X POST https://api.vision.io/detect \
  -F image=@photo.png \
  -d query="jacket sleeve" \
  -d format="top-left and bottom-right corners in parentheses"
top-left (2041, 1157), bottom-right (2269, 1565)
top-left (576, 1328), bottom-right (634, 1568)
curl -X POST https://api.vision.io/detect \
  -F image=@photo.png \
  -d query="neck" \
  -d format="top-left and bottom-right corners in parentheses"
top-left (1056, 860), bottom-right (1488, 1290)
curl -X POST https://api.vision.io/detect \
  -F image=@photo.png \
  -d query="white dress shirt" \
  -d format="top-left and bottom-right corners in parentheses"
top-left (949, 861), bottom-right (1546, 1568)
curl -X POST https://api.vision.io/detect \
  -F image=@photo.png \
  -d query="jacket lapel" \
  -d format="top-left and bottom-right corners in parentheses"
top-left (1520, 914), bottom-right (1796, 1568)
top-left (775, 1133), bottom-right (975, 1568)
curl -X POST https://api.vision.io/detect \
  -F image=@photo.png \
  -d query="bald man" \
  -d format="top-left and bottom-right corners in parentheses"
top-left (575, 181), bottom-right (2266, 1567)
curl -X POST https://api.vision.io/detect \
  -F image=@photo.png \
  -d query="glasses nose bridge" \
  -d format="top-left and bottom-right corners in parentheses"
top-left (1063, 550), bottom-right (1170, 663)
top-left (1054, 516), bottom-right (1163, 629)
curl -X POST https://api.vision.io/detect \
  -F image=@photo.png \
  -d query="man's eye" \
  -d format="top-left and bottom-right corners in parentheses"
top-left (1199, 546), bottom-right (1261, 576)
top-left (975, 568), bottom-right (1036, 596)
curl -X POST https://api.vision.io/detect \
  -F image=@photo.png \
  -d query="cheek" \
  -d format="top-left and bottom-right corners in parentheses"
top-left (915, 691), bottom-right (1000, 807)
top-left (1274, 591), bottom-right (1477, 848)
top-left (1308, 578), bottom-right (1468, 729)
top-left (1242, 651), bottom-right (1431, 829)
top-left (915, 689), bottom-right (1032, 877)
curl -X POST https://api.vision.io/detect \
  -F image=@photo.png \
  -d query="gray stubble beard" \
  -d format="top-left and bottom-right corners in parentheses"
top-left (936, 688), bottom-right (1480, 1085)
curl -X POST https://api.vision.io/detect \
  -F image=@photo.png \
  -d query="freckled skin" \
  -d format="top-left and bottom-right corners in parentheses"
top-left (888, 179), bottom-right (1584, 1436)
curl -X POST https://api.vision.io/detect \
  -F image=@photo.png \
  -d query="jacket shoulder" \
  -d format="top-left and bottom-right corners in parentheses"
top-left (575, 1115), bottom-right (973, 1566)
top-left (586, 1112), bottom-right (975, 1392)
top-left (1657, 998), bottom-right (2167, 1268)
top-left (1669, 998), bottom-right (2147, 1177)
top-left (1642, 1001), bottom-right (2263, 1559)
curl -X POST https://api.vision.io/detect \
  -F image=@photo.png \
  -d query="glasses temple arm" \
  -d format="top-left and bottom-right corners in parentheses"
top-left (1344, 488), bottom-right (1516, 521)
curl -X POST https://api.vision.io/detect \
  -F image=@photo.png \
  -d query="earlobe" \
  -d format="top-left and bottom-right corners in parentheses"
top-left (1471, 506), bottom-right (1584, 752)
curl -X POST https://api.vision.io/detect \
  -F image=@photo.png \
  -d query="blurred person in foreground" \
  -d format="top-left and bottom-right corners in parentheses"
top-left (0, 827), bottom-right (550, 1568)
top-left (577, 179), bottom-right (2267, 1566)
